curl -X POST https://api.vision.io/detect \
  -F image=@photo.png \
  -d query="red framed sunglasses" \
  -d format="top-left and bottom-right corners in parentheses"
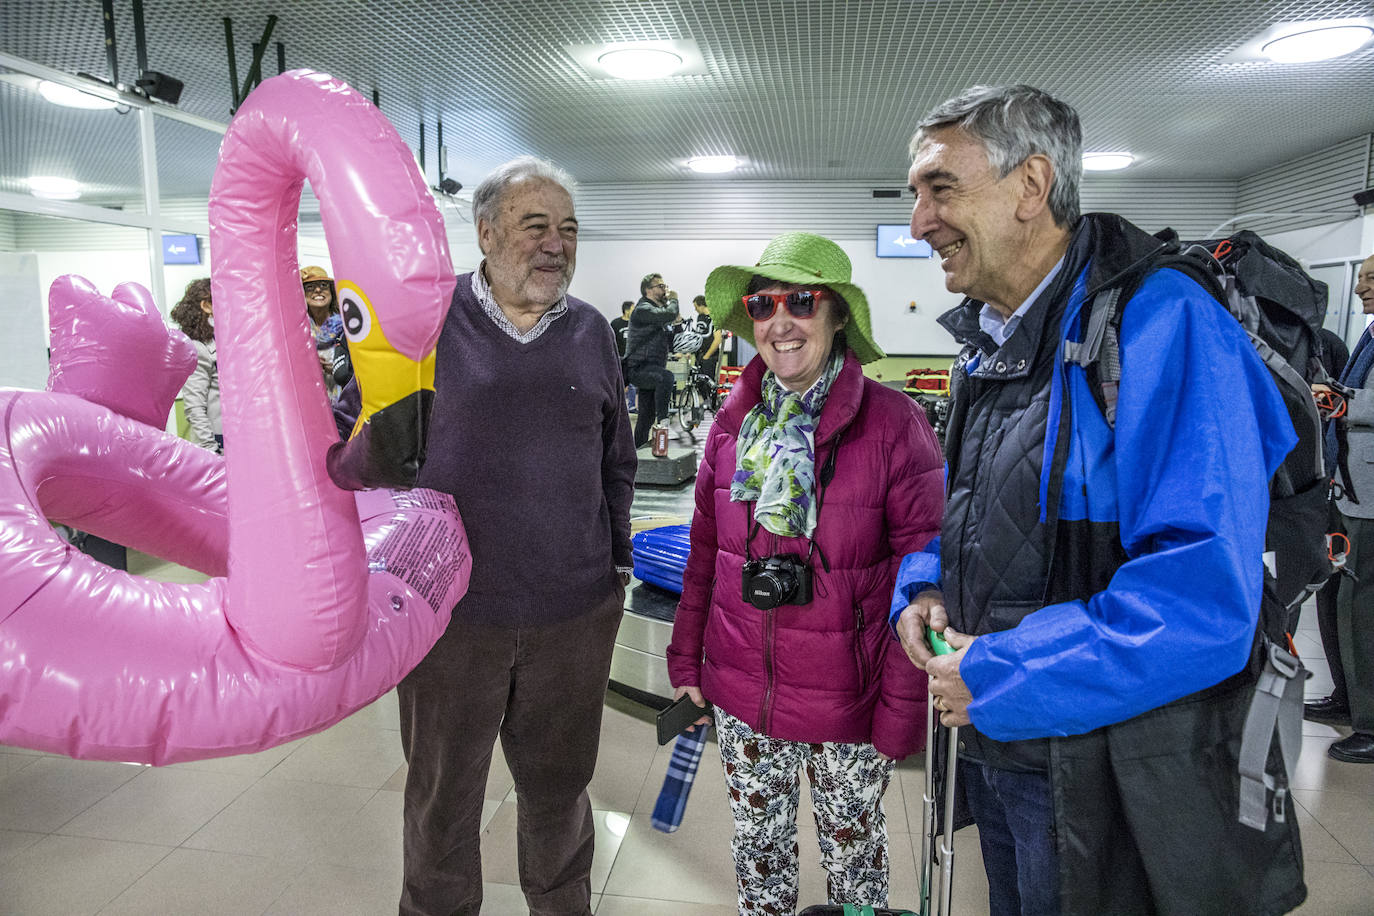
top-left (743, 289), bottom-right (824, 321)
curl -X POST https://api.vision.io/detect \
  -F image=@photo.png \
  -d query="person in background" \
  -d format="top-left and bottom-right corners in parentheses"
top-left (1306, 327), bottom-right (1350, 730)
top-left (611, 299), bottom-right (633, 361)
top-left (624, 272), bottom-right (683, 447)
top-left (894, 84), bottom-right (1305, 913)
top-left (169, 277), bottom-right (221, 453)
top-left (611, 299), bottom-right (635, 411)
top-left (1319, 327), bottom-right (1351, 380)
top-left (668, 232), bottom-right (942, 914)
top-left (301, 265), bottom-right (348, 398)
top-left (397, 156), bottom-right (635, 916)
top-left (690, 293), bottom-right (723, 392)
top-left (1310, 253), bottom-right (1374, 763)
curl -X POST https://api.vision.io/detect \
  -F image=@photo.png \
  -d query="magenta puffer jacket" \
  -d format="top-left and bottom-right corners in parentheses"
top-left (667, 351), bottom-right (943, 759)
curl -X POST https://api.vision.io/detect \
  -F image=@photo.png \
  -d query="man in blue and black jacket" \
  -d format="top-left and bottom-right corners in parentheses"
top-left (892, 84), bottom-right (1305, 915)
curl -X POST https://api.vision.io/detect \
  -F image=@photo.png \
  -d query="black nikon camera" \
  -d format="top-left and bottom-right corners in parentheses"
top-left (741, 554), bottom-right (813, 610)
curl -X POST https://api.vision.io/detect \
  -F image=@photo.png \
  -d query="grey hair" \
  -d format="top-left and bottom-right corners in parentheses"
top-left (909, 84), bottom-right (1082, 228)
top-left (471, 156), bottom-right (577, 227)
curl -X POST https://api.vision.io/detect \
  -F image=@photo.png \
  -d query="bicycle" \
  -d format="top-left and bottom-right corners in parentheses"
top-left (670, 362), bottom-right (718, 440)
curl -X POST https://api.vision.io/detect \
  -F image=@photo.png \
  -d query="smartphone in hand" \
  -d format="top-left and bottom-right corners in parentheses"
top-left (656, 694), bottom-right (712, 745)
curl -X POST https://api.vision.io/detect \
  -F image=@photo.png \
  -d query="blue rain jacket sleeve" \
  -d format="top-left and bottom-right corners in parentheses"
top-left (959, 269), bottom-right (1297, 741)
top-left (889, 538), bottom-right (941, 635)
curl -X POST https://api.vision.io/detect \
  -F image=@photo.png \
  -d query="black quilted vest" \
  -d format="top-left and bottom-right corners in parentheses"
top-left (938, 223), bottom-right (1097, 771)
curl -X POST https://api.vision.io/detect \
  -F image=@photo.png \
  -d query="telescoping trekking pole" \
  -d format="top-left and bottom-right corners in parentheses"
top-left (918, 629), bottom-right (958, 916)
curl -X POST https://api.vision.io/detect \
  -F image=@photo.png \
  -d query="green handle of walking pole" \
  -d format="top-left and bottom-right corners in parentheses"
top-left (927, 626), bottom-right (955, 656)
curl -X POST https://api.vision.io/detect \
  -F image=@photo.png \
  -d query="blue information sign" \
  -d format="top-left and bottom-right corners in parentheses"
top-left (162, 234), bottom-right (201, 265)
top-left (876, 225), bottom-right (932, 258)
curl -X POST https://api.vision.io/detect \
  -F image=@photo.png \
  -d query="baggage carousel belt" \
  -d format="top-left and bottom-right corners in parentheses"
top-left (624, 581), bottom-right (678, 622)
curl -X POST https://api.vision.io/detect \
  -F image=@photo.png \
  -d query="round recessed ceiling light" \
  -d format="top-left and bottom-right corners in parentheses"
top-left (1082, 152), bottom-right (1135, 171)
top-left (597, 47), bottom-right (683, 80)
top-left (686, 155), bottom-right (740, 174)
top-left (1262, 25), bottom-right (1373, 63)
top-left (37, 80), bottom-right (117, 110)
top-left (27, 176), bottom-right (82, 200)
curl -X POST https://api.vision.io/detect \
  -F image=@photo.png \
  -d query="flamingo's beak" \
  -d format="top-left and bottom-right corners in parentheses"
top-left (325, 280), bottom-right (435, 490)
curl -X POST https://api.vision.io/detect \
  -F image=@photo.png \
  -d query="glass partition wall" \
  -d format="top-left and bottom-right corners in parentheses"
top-left (1312, 257), bottom-right (1371, 354)
top-left (0, 53), bottom-right (232, 391)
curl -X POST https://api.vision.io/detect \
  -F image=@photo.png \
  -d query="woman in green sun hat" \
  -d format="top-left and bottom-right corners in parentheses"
top-left (666, 232), bottom-right (944, 913)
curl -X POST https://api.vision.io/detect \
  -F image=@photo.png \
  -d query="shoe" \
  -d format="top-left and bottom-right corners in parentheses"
top-left (1304, 696), bottom-right (1352, 725)
top-left (1328, 732), bottom-right (1374, 763)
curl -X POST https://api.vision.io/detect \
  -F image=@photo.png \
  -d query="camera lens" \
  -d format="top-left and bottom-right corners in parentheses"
top-left (745, 566), bottom-right (796, 610)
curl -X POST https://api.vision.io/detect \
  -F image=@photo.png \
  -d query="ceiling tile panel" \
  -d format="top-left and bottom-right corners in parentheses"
top-left (1, 0), bottom-right (1371, 200)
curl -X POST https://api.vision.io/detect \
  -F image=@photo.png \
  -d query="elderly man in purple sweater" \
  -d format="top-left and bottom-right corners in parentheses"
top-left (397, 157), bottom-right (636, 916)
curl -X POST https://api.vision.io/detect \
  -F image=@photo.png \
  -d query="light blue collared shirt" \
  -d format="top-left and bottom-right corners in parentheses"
top-left (977, 254), bottom-right (1067, 348)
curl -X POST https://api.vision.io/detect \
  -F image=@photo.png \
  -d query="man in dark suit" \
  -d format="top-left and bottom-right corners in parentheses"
top-left (1309, 254), bottom-right (1374, 763)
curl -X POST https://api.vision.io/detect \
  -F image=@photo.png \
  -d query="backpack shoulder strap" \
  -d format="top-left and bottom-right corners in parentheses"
top-left (1238, 635), bottom-right (1310, 830)
top-left (1063, 286), bottom-right (1126, 425)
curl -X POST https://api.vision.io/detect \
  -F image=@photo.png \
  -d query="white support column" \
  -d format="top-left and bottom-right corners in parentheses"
top-left (138, 107), bottom-right (167, 314)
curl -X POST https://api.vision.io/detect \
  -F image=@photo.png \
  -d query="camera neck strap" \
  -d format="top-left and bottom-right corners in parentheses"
top-left (743, 428), bottom-right (844, 573)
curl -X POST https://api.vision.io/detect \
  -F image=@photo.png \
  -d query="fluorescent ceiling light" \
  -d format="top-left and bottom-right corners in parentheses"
top-left (1082, 152), bottom-right (1135, 171)
top-left (596, 48), bottom-right (683, 80)
top-left (1261, 25), bottom-right (1373, 62)
top-left (37, 80), bottom-right (118, 110)
top-left (687, 155), bottom-right (739, 174)
top-left (568, 39), bottom-right (706, 80)
top-left (27, 176), bottom-right (82, 200)
top-left (1224, 18), bottom-right (1374, 65)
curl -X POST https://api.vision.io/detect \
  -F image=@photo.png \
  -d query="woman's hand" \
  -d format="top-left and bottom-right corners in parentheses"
top-left (673, 685), bottom-right (713, 732)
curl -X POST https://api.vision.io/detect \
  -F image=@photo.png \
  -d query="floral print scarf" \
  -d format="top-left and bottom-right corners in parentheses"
top-left (731, 351), bottom-right (844, 537)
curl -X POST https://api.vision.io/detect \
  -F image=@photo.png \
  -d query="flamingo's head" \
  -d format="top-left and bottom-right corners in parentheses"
top-left (325, 280), bottom-right (437, 490)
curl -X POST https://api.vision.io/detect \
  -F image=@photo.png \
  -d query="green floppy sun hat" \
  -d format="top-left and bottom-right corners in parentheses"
top-left (703, 232), bottom-right (884, 364)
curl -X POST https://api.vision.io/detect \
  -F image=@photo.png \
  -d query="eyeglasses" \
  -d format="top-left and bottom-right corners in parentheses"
top-left (743, 289), bottom-right (824, 321)
top-left (649, 283), bottom-right (667, 290)
top-left (304, 281), bottom-right (332, 293)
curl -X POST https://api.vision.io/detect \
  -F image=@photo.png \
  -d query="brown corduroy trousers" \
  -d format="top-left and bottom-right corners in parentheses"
top-left (397, 588), bottom-right (624, 916)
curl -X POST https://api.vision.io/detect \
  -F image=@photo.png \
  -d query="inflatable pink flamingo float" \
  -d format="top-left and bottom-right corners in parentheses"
top-left (0, 70), bottom-right (469, 765)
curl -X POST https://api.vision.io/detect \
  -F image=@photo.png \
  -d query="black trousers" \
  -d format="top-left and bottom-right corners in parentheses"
top-left (627, 364), bottom-right (674, 447)
top-left (1316, 542), bottom-right (1346, 704)
top-left (397, 588), bottom-right (624, 916)
top-left (697, 354), bottom-right (719, 388)
top-left (1336, 513), bottom-right (1374, 732)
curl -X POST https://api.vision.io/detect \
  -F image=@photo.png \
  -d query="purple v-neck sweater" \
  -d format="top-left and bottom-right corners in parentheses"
top-left (417, 275), bottom-right (636, 627)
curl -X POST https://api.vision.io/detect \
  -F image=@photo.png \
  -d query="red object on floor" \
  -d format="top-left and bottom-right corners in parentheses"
top-left (904, 368), bottom-right (950, 395)
top-left (718, 365), bottom-right (743, 398)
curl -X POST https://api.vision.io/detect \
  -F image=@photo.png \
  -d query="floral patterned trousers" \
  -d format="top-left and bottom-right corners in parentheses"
top-left (715, 709), bottom-right (896, 915)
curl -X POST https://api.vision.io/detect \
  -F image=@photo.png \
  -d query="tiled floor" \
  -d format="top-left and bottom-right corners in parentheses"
top-left (3, 535), bottom-right (1373, 913)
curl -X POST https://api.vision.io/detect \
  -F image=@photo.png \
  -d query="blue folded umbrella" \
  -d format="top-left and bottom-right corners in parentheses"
top-left (651, 723), bottom-right (710, 833)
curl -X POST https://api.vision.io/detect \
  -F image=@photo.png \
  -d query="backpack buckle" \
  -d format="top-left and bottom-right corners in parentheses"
top-left (1266, 641), bottom-right (1300, 680)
